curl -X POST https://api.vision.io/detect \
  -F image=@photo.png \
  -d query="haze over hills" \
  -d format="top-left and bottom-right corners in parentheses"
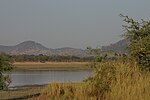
top-left (0, 40), bottom-right (128, 57)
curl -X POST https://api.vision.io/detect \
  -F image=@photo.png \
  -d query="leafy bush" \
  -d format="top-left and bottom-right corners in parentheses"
top-left (0, 53), bottom-right (13, 90)
top-left (120, 14), bottom-right (150, 70)
top-left (84, 61), bottom-right (116, 98)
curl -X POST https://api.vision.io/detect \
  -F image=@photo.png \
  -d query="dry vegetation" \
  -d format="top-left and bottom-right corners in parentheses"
top-left (108, 61), bottom-right (150, 100)
top-left (13, 62), bottom-right (90, 70)
top-left (0, 85), bottom-right (44, 100)
top-left (33, 61), bottom-right (150, 100)
top-left (1, 61), bottom-right (149, 100)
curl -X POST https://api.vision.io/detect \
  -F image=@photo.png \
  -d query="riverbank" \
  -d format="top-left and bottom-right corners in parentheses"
top-left (13, 62), bottom-right (91, 70)
top-left (0, 83), bottom-right (82, 100)
top-left (0, 85), bottom-right (44, 100)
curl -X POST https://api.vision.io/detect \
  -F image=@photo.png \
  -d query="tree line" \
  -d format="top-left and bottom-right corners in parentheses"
top-left (9, 54), bottom-right (94, 62)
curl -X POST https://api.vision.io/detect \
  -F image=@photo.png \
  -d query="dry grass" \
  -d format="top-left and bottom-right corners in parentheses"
top-left (108, 62), bottom-right (150, 100)
top-left (13, 62), bottom-right (90, 70)
top-left (0, 85), bottom-right (44, 100)
top-left (14, 62), bottom-right (89, 65)
top-left (33, 82), bottom-right (100, 100)
top-left (34, 61), bottom-right (150, 100)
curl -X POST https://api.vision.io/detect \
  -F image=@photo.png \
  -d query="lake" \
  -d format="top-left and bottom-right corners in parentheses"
top-left (9, 70), bottom-right (91, 87)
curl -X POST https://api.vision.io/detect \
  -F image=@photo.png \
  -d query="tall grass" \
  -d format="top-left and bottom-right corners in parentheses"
top-left (108, 61), bottom-right (150, 100)
top-left (34, 61), bottom-right (150, 100)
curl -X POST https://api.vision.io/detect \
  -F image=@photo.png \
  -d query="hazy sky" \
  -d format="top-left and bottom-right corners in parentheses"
top-left (0, 0), bottom-right (150, 49)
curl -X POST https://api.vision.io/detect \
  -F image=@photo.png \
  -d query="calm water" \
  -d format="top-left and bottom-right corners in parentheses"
top-left (9, 70), bottom-right (91, 87)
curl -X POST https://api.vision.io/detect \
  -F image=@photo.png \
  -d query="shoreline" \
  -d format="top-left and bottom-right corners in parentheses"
top-left (13, 62), bottom-right (91, 70)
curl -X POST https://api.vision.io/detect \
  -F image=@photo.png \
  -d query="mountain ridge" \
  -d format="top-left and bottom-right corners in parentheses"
top-left (0, 41), bottom-right (87, 57)
top-left (0, 39), bottom-right (128, 56)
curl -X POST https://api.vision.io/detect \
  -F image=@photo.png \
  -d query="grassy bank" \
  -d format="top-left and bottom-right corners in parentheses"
top-left (0, 85), bottom-right (44, 100)
top-left (13, 62), bottom-right (90, 70)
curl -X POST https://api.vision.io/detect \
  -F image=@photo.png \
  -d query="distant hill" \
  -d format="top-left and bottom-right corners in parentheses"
top-left (101, 39), bottom-right (129, 53)
top-left (15, 41), bottom-right (49, 51)
top-left (0, 39), bottom-right (128, 56)
top-left (0, 41), bottom-right (87, 57)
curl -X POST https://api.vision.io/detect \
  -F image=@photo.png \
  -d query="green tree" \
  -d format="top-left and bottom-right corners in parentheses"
top-left (120, 14), bottom-right (150, 70)
top-left (0, 53), bottom-right (13, 90)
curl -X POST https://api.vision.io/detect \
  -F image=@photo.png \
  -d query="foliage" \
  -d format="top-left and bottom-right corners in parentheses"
top-left (11, 54), bottom-right (94, 62)
top-left (84, 61), bottom-right (116, 98)
top-left (128, 36), bottom-right (150, 70)
top-left (0, 53), bottom-right (13, 90)
top-left (120, 14), bottom-right (150, 70)
top-left (86, 46), bottom-right (111, 62)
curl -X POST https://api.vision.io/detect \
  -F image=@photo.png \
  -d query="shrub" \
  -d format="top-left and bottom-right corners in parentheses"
top-left (0, 53), bottom-right (13, 90)
top-left (120, 14), bottom-right (150, 70)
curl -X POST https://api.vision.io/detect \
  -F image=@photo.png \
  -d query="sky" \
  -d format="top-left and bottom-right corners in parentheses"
top-left (0, 0), bottom-right (150, 49)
